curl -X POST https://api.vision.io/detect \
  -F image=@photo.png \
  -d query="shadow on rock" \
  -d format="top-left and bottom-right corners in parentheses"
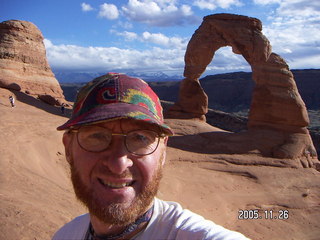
top-left (12, 90), bottom-right (72, 118)
top-left (167, 129), bottom-right (318, 169)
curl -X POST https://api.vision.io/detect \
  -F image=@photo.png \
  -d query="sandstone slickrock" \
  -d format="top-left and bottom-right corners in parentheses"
top-left (0, 20), bottom-right (64, 105)
top-left (166, 14), bottom-right (318, 161)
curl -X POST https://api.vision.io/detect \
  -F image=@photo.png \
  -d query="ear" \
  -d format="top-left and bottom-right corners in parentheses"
top-left (62, 132), bottom-right (73, 163)
top-left (161, 149), bottom-right (166, 167)
top-left (163, 136), bottom-right (169, 145)
top-left (160, 137), bottom-right (168, 166)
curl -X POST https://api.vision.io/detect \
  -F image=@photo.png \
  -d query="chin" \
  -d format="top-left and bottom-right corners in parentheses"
top-left (69, 156), bottom-right (163, 225)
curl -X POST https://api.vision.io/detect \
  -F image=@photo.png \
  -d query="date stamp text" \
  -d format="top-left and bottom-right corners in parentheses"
top-left (238, 209), bottom-right (289, 220)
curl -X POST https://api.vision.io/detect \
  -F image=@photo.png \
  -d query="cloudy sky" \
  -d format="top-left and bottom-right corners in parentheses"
top-left (1, 0), bottom-right (319, 77)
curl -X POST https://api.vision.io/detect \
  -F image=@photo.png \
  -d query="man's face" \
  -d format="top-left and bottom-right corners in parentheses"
top-left (63, 119), bottom-right (167, 226)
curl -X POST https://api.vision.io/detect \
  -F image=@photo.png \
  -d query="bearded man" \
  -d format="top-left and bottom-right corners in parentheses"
top-left (53, 73), bottom-right (249, 240)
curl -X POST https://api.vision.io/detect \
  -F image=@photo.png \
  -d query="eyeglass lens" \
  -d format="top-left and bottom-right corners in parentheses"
top-left (76, 126), bottom-right (160, 155)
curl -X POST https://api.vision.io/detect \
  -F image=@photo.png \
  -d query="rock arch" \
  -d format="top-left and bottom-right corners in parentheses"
top-left (166, 14), bottom-right (317, 160)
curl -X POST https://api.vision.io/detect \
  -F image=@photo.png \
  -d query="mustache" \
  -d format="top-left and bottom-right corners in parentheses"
top-left (96, 165), bottom-right (134, 179)
top-left (68, 154), bottom-right (134, 179)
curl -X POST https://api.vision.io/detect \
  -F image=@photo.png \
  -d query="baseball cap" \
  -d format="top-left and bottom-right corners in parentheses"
top-left (57, 73), bottom-right (173, 136)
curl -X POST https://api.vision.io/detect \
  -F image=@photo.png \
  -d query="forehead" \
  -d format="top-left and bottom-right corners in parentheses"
top-left (94, 118), bottom-right (160, 132)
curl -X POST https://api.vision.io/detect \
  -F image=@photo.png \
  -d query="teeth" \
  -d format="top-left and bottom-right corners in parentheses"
top-left (101, 179), bottom-right (132, 188)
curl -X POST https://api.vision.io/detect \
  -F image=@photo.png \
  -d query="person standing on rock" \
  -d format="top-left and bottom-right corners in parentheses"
top-left (53, 73), bottom-right (250, 240)
top-left (60, 103), bottom-right (65, 115)
top-left (9, 95), bottom-right (15, 108)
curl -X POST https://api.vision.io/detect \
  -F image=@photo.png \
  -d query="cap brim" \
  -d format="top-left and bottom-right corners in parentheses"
top-left (57, 102), bottom-right (173, 136)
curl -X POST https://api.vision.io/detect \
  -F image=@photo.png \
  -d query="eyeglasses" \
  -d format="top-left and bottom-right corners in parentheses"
top-left (70, 125), bottom-right (165, 156)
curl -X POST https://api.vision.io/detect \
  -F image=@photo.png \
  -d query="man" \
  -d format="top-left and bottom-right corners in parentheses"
top-left (9, 95), bottom-right (15, 107)
top-left (53, 73), bottom-right (249, 240)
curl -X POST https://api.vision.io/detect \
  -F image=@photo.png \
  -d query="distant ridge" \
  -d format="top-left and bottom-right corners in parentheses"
top-left (60, 69), bottom-right (320, 111)
top-left (54, 70), bottom-right (182, 83)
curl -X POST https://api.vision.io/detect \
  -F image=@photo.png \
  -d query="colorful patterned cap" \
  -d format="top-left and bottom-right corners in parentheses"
top-left (57, 73), bottom-right (173, 135)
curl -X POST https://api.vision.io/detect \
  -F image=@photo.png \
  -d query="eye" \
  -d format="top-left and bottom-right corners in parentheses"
top-left (80, 132), bottom-right (110, 148)
top-left (77, 126), bottom-right (112, 152)
top-left (131, 132), bottom-right (149, 144)
top-left (87, 132), bottom-right (108, 141)
top-left (128, 130), bottom-right (157, 145)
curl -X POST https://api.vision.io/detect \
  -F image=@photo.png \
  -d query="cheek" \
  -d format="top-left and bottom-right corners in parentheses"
top-left (137, 149), bottom-right (164, 183)
top-left (70, 147), bottom-right (98, 182)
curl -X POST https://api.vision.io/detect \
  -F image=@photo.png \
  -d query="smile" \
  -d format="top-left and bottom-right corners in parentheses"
top-left (98, 178), bottom-right (134, 189)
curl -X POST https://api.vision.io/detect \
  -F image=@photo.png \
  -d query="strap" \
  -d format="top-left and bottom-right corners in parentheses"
top-left (86, 206), bottom-right (153, 240)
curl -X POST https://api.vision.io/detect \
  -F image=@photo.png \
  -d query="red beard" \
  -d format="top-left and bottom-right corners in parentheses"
top-left (69, 154), bottom-right (164, 226)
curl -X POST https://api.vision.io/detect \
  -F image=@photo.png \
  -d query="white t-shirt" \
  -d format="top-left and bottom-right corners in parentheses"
top-left (52, 198), bottom-right (250, 240)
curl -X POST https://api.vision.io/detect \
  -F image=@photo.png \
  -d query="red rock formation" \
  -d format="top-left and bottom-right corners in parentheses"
top-left (166, 14), bottom-right (317, 160)
top-left (0, 20), bottom-right (65, 105)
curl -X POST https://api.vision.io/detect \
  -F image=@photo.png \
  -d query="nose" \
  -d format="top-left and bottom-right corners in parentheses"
top-left (100, 136), bottom-right (133, 174)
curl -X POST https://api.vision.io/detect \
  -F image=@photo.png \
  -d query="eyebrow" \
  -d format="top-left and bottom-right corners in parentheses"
top-left (123, 122), bottom-right (163, 135)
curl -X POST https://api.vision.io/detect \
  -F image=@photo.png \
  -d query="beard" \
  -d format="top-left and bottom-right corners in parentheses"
top-left (69, 153), bottom-right (164, 226)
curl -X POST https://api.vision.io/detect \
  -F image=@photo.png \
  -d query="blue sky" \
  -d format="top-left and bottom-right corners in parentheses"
top-left (1, 0), bottom-right (319, 77)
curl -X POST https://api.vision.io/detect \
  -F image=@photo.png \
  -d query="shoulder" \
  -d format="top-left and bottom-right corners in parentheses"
top-left (52, 213), bottom-right (90, 240)
top-left (153, 198), bottom-right (209, 227)
top-left (139, 198), bottom-right (249, 240)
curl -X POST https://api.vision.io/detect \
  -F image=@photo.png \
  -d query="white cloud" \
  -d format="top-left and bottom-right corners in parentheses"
top-left (117, 21), bottom-right (133, 29)
top-left (111, 30), bottom-right (139, 41)
top-left (142, 32), bottom-right (170, 46)
top-left (44, 38), bottom-right (252, 76)
top-left (121, 0), bottom-right (197, 26)
top-left (261, 0), bottom-right (320, 68)
top-left (286, 52), bottom-right (320, 70)
top-left (43, 39), bottom-right (53, 48)
top-left (110, 30), bottom-right (187, 49)
top-left (193, 0), bottom-right (242, 10)
top-left (180, 4), bottom-right (193, 15)
top-left (141, 32), bottom-right (187, 48)
top-left (98, 3), bottom-right (119, 20)
top-left (205, 47), bottom-right (251, 73)
top-left (44, 39), bottom-right (185, 74)
top-left (81, 2), bottom-right (94, 12)
top-left (276, 0), bottom-right (320, 17)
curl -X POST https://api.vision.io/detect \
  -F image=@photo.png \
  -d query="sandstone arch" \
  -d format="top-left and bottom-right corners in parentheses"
top-left (166, 14), bottom-right (317, 160)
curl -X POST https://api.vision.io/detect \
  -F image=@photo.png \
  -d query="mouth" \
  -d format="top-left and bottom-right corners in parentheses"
top-left (98, 178), bottom-right (135, 189)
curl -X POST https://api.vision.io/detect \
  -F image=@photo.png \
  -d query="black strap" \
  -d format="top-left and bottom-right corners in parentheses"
top-left (86, 206), bottom-right (153, 240)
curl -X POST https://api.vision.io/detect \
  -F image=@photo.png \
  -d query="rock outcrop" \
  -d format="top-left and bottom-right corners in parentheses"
top-left (0, 20), bottom-right (64, 105)
top-left (166, 14), bottom-right (317, 161)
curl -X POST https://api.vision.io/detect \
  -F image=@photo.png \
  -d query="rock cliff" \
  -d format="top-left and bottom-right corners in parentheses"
top-left (0, 20), bottom-right (64, 105)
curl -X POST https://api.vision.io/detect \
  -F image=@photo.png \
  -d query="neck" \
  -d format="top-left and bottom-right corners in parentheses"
top-left (89, 205), bottom-right (154, 239)
top-left (90, 215), bottom-right (125, 236)
top-left (89, 220), bottom-right (148, 240)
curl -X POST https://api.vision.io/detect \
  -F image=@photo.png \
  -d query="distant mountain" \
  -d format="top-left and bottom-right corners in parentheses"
top-left (54, 70), bottom-right (182, 83)
top-left (53, 72), bottom-right (104, 83)
top-left (125, 71), bottom-right (182, 82)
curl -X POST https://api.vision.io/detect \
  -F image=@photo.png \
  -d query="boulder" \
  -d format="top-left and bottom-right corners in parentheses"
top-left (166, 13), bottom-right (317, 160)
top-left (0, 20), bottom-right (65, 105)
top-left (38, 94), bottom-right (60, 106)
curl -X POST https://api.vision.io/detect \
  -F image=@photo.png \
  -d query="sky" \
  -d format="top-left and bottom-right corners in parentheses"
top-left (1, 0), bottom-right (320, 77)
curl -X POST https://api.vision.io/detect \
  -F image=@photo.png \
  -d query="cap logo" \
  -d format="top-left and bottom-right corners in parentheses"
top-left (123, 89), bottom-right (160, 120)
top-left (96, 77), bottom-right (118, 103)
top-left (98, 87), bottom-right (117, 103)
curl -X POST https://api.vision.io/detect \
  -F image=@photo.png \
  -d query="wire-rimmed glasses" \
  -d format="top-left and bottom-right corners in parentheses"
top-left (70, 125), bottom-right (165, 156)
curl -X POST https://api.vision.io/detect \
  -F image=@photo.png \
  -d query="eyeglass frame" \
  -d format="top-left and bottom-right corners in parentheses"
top-left (68, 126), bottom-right (167, 156)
